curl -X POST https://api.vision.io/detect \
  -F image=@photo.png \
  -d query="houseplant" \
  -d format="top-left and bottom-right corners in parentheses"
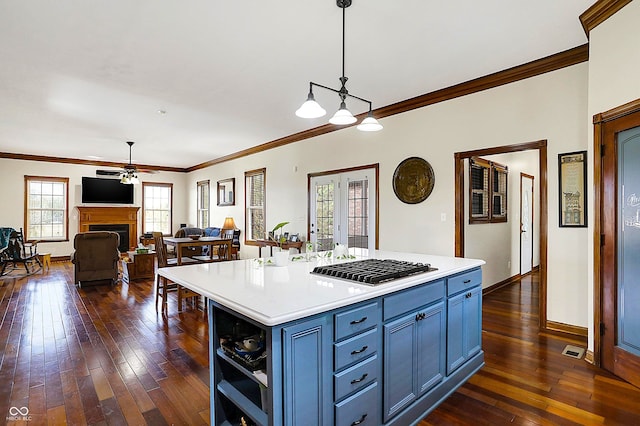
top-left (270, 221), bottom-right (289, 266)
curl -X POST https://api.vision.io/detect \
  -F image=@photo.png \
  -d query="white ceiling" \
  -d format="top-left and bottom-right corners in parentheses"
top-left (0, 0), bottom-right (593, 170)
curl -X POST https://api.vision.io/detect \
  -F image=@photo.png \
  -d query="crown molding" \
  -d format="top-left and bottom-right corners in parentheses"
top-left (580, 0), bottom-right (632, 38)
top-left (2, 44), bottom-right (589, 173)
top-left (0, 151), bottom-right (185, 173)
top-left (189, 44), bottom-right (588, 171)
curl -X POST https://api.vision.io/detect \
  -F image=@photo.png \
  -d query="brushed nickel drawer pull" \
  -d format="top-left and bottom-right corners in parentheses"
top-left (351, 345), bottom-right (368, 355)
top-left (350, 373), bottom-right (368, 384)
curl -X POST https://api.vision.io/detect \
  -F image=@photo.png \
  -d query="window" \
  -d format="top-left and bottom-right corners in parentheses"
top-left (245, 168), bottom-right (266, 243)
top-left (24, 176), bottom-right (69, 241)
top-left (469, 157), bottom-right (507, 224)
top-left (197, 180), bottom-right (210, 228)
top-left (142, 182), bottom-right (173, 235)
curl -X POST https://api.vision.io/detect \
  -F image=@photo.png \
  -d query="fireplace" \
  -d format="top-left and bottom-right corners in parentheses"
top-left (89, 224), bottom-right (129, 252)
top-left (77, 206), bottom-right (140, 251)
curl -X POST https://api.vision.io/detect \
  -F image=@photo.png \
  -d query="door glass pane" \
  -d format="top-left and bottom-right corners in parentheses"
top-left (315, 182), bottom-right (334, 251)
top-left (347, 179), bottom-right (369, 249)
top-left (618, 126), bottom-right (640, 357)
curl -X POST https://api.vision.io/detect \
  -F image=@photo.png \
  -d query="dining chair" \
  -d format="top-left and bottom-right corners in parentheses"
top-left (153, 232), bottom-right (198, 313)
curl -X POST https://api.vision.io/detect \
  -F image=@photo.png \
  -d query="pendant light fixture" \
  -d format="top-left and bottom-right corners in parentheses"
top-left (120, 141), bottom-right (140, 184)
top-left (295, 0), bottom-right (383, 132)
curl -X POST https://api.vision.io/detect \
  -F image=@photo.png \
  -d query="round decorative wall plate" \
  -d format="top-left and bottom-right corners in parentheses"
top-left (392, 157), bottom-right (435, 204)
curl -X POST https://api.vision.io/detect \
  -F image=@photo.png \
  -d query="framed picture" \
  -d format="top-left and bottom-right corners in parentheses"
top-left (289, 234), bottom-right (299, 242)
top-left (217, 178), bottom-right (235, 206)
top-left (558, 151), bottom-right (587, 227)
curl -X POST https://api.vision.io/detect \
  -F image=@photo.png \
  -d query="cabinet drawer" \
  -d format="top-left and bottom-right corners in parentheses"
top-left (334, 354), bottom-right (379, 401)
top-left (383, 280), bottom-right (444, 321)
top-left (447, 268), bottom-right (482, 296)
top-left (335, 302), bottom-right (381, 341)
top-left (334, 328), bottom-right (379, 371)
top-left (335, 382), bottom-right (378, 426)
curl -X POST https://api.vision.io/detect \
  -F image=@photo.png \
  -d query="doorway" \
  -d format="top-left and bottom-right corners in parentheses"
top-left (594, 99), bottom-right (640, 387)
top-left (520, 173), bottom-right (535, 276)
top-left (308, 164), bottom-right (379, 251)
top-left (454, 140), bottom-right (548, 329)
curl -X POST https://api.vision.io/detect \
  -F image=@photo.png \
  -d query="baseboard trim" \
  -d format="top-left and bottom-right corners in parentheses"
top-left (585, 350), bottom-right (595, 364)
top-left (51, 256), bottom-right (71, 262)
top-left (482, 274), bottom-right (521, 295)
top-left (546, 320), bottom-right (588, 337)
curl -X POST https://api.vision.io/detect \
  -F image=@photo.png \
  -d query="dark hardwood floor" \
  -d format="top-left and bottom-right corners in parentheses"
top-left (1, 262), bottom-right (639, 425)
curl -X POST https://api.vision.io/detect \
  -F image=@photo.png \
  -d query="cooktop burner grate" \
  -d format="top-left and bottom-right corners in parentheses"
top-left (311, 259), bottom-right (437, 285)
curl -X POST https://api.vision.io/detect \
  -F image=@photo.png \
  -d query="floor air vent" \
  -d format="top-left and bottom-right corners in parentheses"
top-left (562, 345), bottom-right (585, 359)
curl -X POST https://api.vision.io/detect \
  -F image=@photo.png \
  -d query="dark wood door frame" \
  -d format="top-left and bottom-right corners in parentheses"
top-left (455, 140), bottom-right (548, 329)
top-left (593, 98), bottom-right (640, 376)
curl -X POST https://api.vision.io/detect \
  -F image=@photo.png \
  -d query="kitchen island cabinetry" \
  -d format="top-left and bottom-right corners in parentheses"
top-left (159, 251), bottom-right (484, 425)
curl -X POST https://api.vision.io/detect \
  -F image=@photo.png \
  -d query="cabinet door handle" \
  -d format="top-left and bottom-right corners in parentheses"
top-left (463, 279), bottom-right (471, 284)
top-left (465, 292), bottom-right (472, 298)
top-left (351, 414), bottom-right (367, 426)
top-left (350, 316), bottom-right (367, 325)
top-left (350, 373), bottom-right (368, 384)
top-left (415, 312), bottom-right (426, 321)
top-left (351, 345), bottom-right (368, 355)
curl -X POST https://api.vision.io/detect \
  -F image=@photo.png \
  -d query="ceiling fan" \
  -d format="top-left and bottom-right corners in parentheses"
top-left (96, 141), bottom-right (155, 184)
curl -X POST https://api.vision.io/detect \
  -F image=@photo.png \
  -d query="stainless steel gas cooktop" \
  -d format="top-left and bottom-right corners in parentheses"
top-left (311, 259), bottom-right (437, 285)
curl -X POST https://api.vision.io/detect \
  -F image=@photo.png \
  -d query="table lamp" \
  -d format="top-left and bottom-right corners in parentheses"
top-left (222, 217), bottom-right (236, 231)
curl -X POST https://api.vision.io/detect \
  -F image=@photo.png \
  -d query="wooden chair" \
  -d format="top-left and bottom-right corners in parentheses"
top-left (1, 228), bottom-right (42, 276)
top-left (153, 232), bottom-right (200, 313)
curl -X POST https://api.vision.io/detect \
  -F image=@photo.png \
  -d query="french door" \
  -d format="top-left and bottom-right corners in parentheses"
top-left (309, 168), bottom-right (377, 252)
top-left (597, 104), bottom-right (640, 388)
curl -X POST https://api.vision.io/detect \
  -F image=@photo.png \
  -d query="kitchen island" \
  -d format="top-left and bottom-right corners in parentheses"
top-left (158, 250), bottom-right (485, 426)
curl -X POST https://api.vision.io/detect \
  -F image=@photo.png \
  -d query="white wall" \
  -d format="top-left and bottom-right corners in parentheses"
top-left (186, 62), bottom-right (589, 328)
top-left (0, 158), bottom-right (188, 257)
top-left (586, 1), bottom-right (640, 351)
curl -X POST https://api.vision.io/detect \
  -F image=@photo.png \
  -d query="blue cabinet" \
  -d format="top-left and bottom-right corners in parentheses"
top-left (282, 316), bottom-right (332, 426)
top-left (383, 301), bottom-right (445, 422)
top-left (446, 270), bottom-right (482, 375)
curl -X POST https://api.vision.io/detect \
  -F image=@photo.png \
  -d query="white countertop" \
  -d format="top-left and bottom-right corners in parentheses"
top-left (158, 250), bottom-right (484, 326)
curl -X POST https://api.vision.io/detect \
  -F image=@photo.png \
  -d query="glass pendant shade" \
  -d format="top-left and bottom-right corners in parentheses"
top-left (357, 113), bottom-right (383, 132)
top-left (295, 93), bottom-right (326, 118)
top-left (329, 102), bottom-right (357, 125)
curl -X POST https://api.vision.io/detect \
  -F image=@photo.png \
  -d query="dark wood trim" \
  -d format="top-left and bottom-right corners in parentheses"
top-left (454, 154), bottom-right (465, 257)
top-left (594, 98), bottom-right (640, 124)
top-left (188, 46), bottom-right (588, 172)
top-left (546, 321), bottom-right (589, 337)
top-left (579, 0), bottom-right (632, 38)
top-left (306, 164), bottom-right (380, 250)
top-left (1, 152), bottom-right (185, 173)
top-left (455, 140), bottom-right (548, 330)
top-left (593, 119), bottom-right (604, 367)
top-left (482, 274), bottom-right (521, 296)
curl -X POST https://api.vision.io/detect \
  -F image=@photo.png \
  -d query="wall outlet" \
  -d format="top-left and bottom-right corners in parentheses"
top-left (507, 260), bottom-right (511, 269)
top-left (441, 213), bottom-right (446, 222)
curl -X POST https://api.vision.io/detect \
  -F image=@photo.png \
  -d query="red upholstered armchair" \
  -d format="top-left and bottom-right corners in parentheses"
top-left (71, 231), bottom-right (120, 286)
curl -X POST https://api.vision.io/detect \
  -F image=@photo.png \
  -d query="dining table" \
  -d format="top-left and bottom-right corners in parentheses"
top-left (163, 236), bottom-right (233, 265)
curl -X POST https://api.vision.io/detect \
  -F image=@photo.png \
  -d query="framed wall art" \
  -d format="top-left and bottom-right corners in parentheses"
top-left (217, 178), bottom-right (235, 206)
top-left (558, 151), bottom-right (587, 227)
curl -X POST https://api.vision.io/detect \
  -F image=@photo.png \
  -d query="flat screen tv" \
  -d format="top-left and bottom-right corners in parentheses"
top-left (82, 176), bottom-right (134, 204)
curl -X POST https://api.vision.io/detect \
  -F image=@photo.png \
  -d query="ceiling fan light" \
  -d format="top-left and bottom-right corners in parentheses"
top-left (296, 93), bottom-right (326, 118)
top-left (329, 102), bottom-right (356, 125)
top-left (357, 114), bottom-right (383, 132)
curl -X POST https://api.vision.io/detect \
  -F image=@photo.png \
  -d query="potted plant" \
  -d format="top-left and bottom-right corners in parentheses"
top-left (270, 221), bottom-right (289, 266)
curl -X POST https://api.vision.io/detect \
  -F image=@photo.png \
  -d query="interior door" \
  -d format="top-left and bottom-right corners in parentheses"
top-left (600, 111), bottom-right (640, 388)
top-left (520, 174), bottom-right (534, 275)
top-left (310, 169), bottom-right (376, 252)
